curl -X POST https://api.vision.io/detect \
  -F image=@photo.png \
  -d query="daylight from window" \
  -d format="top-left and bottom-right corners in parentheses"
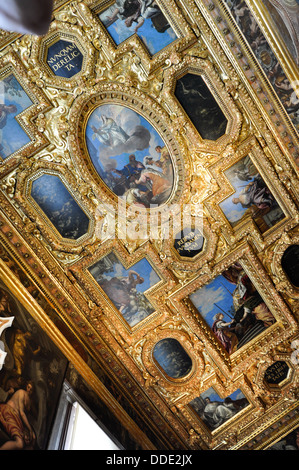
top-left (65, 402), bottom-right (120, 450)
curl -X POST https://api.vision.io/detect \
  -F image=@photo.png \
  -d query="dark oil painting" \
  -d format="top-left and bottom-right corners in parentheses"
top-left (153, 338), bottom-right (192, 379)
top-left (30, 173), bottom-right (90, 240)
top-left (174, 73), bottom-right (228, 141)
top-left (281, 244), bottom-right (299, 287)
top-left (0, 281), bottom-right (68, 450)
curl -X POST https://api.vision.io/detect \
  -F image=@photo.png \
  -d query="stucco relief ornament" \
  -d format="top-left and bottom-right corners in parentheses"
top-left (0, 317), bottom-right (14, 369)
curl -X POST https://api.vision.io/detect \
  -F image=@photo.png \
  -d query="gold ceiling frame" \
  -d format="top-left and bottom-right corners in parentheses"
top-left (193, 0), bottom-right (299, 167)
top-left (168, 242), bottom-right (296, 375)
top-left (155, 215), bottom-right (218, 283)
top-left (29, 20), bottom-right (98, 91)
top-left (254, 350), bottom-right (298, 398)
top-left (0, 223), bottom-right (180, 451)
top-left (259, 414), bottom-right (299, 450)
top-left (13, 163), bottom-right (95, 253)
top-left (140, 322), bottom-right (206, 399)
top-left (68, 83), bottom-right (188, 230)
top-left (82, 0), bottom-right (197, 75)
top-left (204, 136), bottom-right (298, 250)
top-left (265, 227), bottom-right (299, 300)
top-left (0, 257), bottom-right (155, 450)
top-left (69, 237), bottom-right (176, 345)
top-left (160, 53), bottom-right (243, 154)
top-left (0, 51), bottom-right (51, 173)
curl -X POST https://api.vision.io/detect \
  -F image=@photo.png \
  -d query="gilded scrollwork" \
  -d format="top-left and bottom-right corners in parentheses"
top-left (0, 0), bottom-right (298, 450)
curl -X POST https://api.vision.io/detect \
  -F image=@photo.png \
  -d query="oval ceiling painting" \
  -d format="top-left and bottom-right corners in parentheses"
top-left (85, 104), bottom-right (174, 207)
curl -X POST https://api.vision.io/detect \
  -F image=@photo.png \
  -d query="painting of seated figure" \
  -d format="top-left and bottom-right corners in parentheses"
top-left (88, 252), bottom-right (161, 327)
top-left (85, 103), bottom-right (174, 207)
top-left (189, 387), bottom-right (249, 431)
top-left (99, 0), bottom-right (177, 55)
top-left (189, 262), bottom-right (276, 354)
top-left (219, 155), bottom-right (285, 233)
top-left (0, 74), bottom-right (33, 159)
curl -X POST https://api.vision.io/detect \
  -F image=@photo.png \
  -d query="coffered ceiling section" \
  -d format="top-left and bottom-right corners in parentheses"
top-left (0, 0), bottom-right (298, 450)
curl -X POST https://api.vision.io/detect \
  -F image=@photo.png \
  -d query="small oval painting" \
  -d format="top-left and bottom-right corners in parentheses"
top-left (85, 104), bottom-right (174, 207)
top-left (153, 338), bottom-right (192, 379)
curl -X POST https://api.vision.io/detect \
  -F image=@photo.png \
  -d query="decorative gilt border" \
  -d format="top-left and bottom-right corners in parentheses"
top-left (29, 20), bottom-right (98, 91)
top-left (13, 162), bottom-right (96, 252)
top-left (204, 136), bottom-right (298, 249)
top-left (253, 350), bottom-right (298, 399)
top-left (140, 321), bottom-right (206, 398)
top-left (160, 53), bottom-right (243, 154)
top-left (0, 51), bottom-right (51, 174)
top-left (81, 0), bottom-right (197, 74)
top-left (153, 215), bottom-right (220, 284)
top-left (188, 0), bottom-right (299, 166)
top-left (168, 243), bottom-right (296, 374)
top-left (69, 238), bottom-right (177, 345)
top-left (180, 375), bottom-right (260, 448)
top-left (267, 227), bottom-right (299, 300)
top-left (68, 82), bottom-right (188, 212)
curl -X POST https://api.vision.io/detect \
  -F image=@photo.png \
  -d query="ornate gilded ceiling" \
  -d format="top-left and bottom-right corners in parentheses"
top-left (0, 0), bottom-right (298, 450)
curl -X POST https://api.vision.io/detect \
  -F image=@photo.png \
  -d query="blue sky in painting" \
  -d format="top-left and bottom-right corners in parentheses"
top-left (200, 386), bottom-right (246, 403)
top-left (218, 168), bottom-right (255, 224)
top-left (99, 6), bottom-right (176, 55)
top-left (101, 255), bottom-right (160, 294)
top-left (31, 174), bottom-right (90, 239)
top-left (0, 74), bottom-right (33, 159)
top-left (189, 274), bottom-right (235, 327)
top-left (85, 104), bottom-right (165, 177)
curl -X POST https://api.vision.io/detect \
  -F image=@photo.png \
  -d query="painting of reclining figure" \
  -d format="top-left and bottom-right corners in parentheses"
top-left (189, 262), bottom-right (276, 354)
top-left (99, 0), bottom-right (177, 55)
top-left (189, 387), bottom-right (249, 431)
top-left (219, 155), bottom-right (285, 233)
top-left (89, 252), bottom-right (161, 327)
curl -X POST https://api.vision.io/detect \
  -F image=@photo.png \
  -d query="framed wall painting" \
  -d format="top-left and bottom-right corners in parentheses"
top-left (0, 280), bottom-right (68, 450)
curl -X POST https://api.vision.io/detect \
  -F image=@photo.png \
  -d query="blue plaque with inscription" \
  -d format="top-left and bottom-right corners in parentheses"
top-left (46, 39), bottom-right (83, 78)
